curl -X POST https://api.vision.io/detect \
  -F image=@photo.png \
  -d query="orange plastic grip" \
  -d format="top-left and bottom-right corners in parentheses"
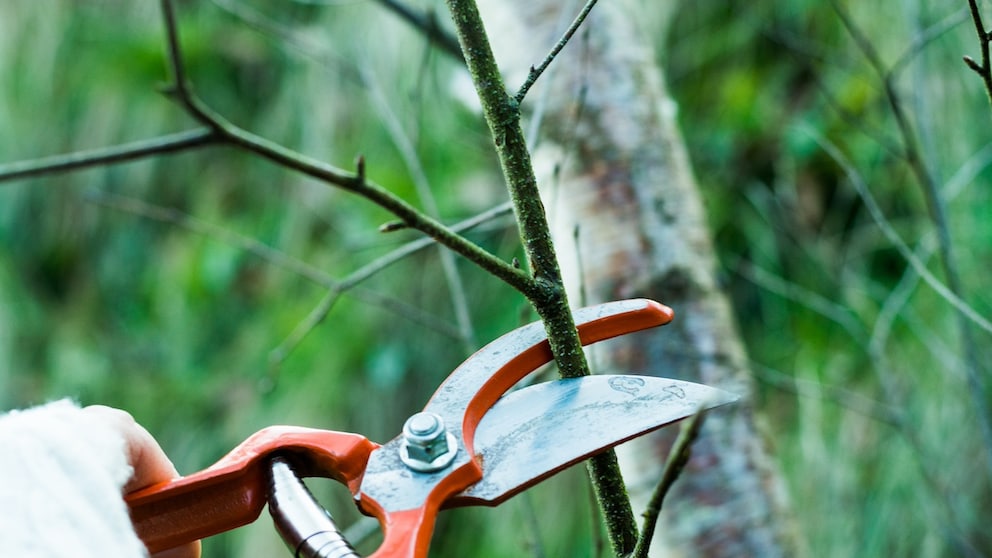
top-left (126, 427), bottom-right (377, 554)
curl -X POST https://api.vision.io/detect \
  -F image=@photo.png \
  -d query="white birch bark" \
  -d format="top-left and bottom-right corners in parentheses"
top-left (477, 1), bottom-right (803, 555)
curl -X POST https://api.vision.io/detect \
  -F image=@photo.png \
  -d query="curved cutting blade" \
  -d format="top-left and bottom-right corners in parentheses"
top-left (451, 374), bottom-right (737, 506)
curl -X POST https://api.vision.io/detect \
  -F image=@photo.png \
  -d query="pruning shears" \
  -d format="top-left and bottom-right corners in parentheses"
top-left (125, 299), bottom-right (737, 557)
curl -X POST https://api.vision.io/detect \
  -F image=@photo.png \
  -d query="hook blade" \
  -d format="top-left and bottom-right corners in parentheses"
top-left (453, 374), bottom-right (737, 506)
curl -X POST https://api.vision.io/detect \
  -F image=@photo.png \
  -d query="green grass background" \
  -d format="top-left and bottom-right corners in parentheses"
top-left (1, 1), bottom-right (989, 556)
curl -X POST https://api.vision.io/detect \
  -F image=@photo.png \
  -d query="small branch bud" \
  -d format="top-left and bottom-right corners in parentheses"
top-left (356, 154), bottom-right (366, 183)
top-left (379, 221), bottom-right (408, 233)
top-left (964, 55), bottom-right (985, 75)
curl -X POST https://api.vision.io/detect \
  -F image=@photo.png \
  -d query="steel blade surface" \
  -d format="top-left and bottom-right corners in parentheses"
top-left (451, 375), bottom-right (737, 506)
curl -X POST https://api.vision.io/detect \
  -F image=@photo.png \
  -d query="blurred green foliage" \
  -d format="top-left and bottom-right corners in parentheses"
top-left (1, 0), bottom-right (990, 556)
top-left (666, 1), bottom-right (992, 556)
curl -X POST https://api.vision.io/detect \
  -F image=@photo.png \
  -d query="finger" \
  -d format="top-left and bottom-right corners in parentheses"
top-left (82, 406), bottom-right (201, 558)
top-left (82, 405), bottom-right (179, 492)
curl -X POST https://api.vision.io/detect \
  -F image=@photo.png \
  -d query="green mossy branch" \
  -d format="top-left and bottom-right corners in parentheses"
top-left (443, 0), bottom-right (639, 555)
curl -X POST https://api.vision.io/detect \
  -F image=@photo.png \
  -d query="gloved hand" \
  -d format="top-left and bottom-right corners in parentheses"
top-left (0, 400), bottom-right (200, 558)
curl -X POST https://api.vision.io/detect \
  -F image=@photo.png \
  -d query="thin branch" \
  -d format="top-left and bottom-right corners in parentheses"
top-left (92, 190), bottom-right (512, 367)
top-left (829, 0), bottom-right (968, 324)
top-left (523, 3), bottom-right (588, 150)
top-left (809, 129), bottom-right (992, 481)
top-left (0, 129), bottom-right (217, 183)
top-left (733, 258), bottom-right (867, 345)
top-left (364, 65), bottom-right (477, 351)
top-left (160, 0), bottom-right (189, 95)
top-left (212, 0), bottom-right (474, 275)
top-left (630, 410), bottom-right (706, 558)
top-left (346, 201), bottom-right (514, 289)
top-left (806, 130), bottom-right (992, 335)
top-left (965, 0), bottom-right (992, 108)
top-left (514, 0), bottom-right (601, 104)
top-left (88, 191), bottom-right (336, 286)
top-left (157, 0), bottom-right (535, 299)
top-left (890, 7), bottom-right (969, 78)
top-left (828, 0), bottom-right (992, 477)
top-left (270, 201), bottom-right (515, 364)
top-left (374, 0), bottom-right (465, 63)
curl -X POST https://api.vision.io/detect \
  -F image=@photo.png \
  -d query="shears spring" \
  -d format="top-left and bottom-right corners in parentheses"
top-left (269, 456), bottom-right (359, 558)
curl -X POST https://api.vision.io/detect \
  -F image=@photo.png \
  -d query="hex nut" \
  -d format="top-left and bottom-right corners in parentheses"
top-left (400, 412), bottom-right (458, 472)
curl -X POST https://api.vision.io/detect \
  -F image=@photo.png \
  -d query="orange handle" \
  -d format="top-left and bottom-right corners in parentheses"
top-left (129, 299), bottom-right (675, 557)
top-left (126, 427), bottom-right (377, 554)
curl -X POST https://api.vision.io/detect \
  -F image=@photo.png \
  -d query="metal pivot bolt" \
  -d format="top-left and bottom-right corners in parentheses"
top-left (399, 412), bottom-right (458, 473)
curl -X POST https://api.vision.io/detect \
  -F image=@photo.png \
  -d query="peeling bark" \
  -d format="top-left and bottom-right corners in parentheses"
top-left (478, 1), bottom-right (803, 555)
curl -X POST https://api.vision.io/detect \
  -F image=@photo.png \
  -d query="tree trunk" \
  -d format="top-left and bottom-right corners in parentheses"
top-left (478, 1), bottom-right (803, 555)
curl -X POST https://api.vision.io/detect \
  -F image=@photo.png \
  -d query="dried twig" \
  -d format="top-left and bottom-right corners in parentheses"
top-left (374, 0), bottom-right (465, 63)
top-left (827, 0), bottom-right (992, 481)
top-left (156, 0), bottom-right (535, 298)
top-left (515, 0), bottom-right (601, 104)
top-left (270, 201), bottom-right (514, 364)
top-left (88, 191), bottom-right (334, 287)
top-left (364, 65), bottom-right (477, 351)
top-left (808, 128), bottom-right (992, 484)
top-left (629, 409), bottom-right (706, 558)
top-left (0, 129), bottom-right (216, 183)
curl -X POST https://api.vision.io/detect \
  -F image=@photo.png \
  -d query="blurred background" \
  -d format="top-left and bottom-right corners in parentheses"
top-left (0, 0), bottom-right (989, 556)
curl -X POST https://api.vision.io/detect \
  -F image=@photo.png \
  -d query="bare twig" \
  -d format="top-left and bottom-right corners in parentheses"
top-left (88, 191), bottom-right (334, 286)
top-left (156, 0), bottom-right (536, 299)
top-left (94, 188), bottom-right (512, 366)
top-left (629, 410), bottom-right (706, 558)
top-left (345, 202), bottom-right (514, 289)
top-left (733, 258), bottom-right (867, 345)
top-left (0, 129), bottom-right (217, 183)
top-left (364, 65), bottom-right (477, 351)
top-left (514, 0), bottom-right (601, 104)
top-left (808, 129), bottom-right (992, 481)
top-left (965, 0), bottom-right (992, 108)
top-left (374, 0), bottom-right (465, 63)
top-left (270, 201), bottom-right (514, 364)
top-left (2, 0), bottom-right (531, 302)
top-left (806, 130), bottom-right (992, 335)
top-left (890, 7), bottom-right (969, 77)
top-left (828, 0), bottom-right (992, 478)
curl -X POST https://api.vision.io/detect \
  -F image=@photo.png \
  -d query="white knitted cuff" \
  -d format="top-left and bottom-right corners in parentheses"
top-left (0, 399), bottom-right (148, 558)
